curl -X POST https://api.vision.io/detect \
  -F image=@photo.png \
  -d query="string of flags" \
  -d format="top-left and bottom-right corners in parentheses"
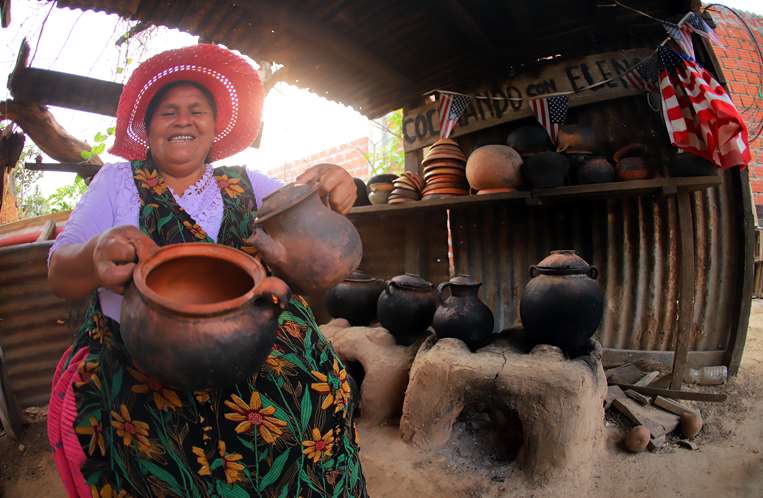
top-left (436, 6), bottom-right (750, 169)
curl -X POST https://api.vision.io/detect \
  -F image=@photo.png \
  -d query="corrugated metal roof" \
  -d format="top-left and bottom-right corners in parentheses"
top-left (53, 0), bottom-right (693, 117)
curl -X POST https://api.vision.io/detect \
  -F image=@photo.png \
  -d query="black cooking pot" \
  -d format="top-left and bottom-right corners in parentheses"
top-left (325, 270), bottom-right (385, 325)
top-left (377, 273), bottom-right (436, 344)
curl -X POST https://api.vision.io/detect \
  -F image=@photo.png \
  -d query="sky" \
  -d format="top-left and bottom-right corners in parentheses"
top-left (1, 0), bottom-right (762, 195)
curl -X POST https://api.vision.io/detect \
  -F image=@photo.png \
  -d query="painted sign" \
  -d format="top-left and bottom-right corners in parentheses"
top-left (403, 48), bottom-right (653, 152)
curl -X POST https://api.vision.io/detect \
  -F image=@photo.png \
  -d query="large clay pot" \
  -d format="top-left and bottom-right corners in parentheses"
top-left (121, 242), bottom-right (291, 390)
top-left (353, 178), bottom-right (371, 206)
top-left (506, 126), bottom-right (554, 157)
top-left (377, 273), bottom-right (437, 344)
top-left (556, 125), bottom-right (603, 155)
top-left (325, 270), bottom-right (385, 326)
top-left (465, 145), bottom-right (523, 192)
top-left (613, 143), bottom-right (652, 180)
top-left (520, 250), bottom-right (604, 356)
top-left (522, 151), bottom-right (570, 189)
top-left (573, 156), bottom-right (616, 184)
top-left (668, 152), bottom-right (717, 177)
top-left (247, 181), bottom-right (363, 295)
top-left (432, 275), bottom-right (494, 350)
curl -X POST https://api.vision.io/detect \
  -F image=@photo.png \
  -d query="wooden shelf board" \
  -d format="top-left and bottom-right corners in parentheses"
top-left (347, 176), bottom-right (722, 217)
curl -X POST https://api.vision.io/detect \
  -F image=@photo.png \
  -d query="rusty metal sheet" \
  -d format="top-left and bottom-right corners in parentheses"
top-left (0, 242), bottom-right (74, 408)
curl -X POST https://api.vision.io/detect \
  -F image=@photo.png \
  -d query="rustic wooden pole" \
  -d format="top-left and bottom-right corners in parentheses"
top-left (671, 190), bottom-right (696, 389)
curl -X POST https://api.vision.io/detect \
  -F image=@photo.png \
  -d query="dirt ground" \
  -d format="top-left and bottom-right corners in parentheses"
top-left (3, 302), bottom-right (763, 498)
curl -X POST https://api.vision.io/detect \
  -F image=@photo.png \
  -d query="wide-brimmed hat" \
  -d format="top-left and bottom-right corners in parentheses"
top-left (110, 44), bottom-right (264, 162)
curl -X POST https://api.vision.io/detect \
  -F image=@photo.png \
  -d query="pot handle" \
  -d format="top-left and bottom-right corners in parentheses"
top-left (253, 276), bottom-right (292, 310)
top-left (385, 280), bottom-right (395, 295)
top-left (436, 281), bottom-right (452, 303)
top-left (128, 236), bottom-right (160, 263)
top-left (529, 265), bottom-right (539, 278)
top-left (588, 266), bottom-right (599, 280)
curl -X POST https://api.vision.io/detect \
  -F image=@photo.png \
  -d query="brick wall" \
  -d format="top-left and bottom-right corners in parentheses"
top-left (264, 137), bottom-right (371, 183)
top-left (710, 6), bottom-right (763, 203)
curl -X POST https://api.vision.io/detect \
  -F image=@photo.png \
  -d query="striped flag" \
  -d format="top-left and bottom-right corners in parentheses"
top-left (438, 93), bottom-right (471, 138)
top-left (529, 95), bottom-right (568, 144)
top-left (658, 47), bottom-right (750, 169)
top-left (686, 12), bottom-right (722, 46)
top-left (622, 57), bottom-right (659, 94)
top-left (663, 21), bottom-right (695, 59)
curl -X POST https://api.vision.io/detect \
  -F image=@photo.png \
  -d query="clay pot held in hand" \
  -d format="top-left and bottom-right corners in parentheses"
top-left (325, 270), bottom-right (386, 326)
top-left (432, 275), bottom-right (494, 350)
top-left (520, 250), bottom-right (604, 356)
top-left (377, 274), bottom-right (437, 344)
top-left (246, 181), bottom-right (363, 295)
top-left (121, 242), bottom-right (291, 390)
top-left (522, 151), bottom-right (570, 189)
top-left (613, 143), bottom-right (653, 180)
top-left (465, 145), bottom-right (523, 192)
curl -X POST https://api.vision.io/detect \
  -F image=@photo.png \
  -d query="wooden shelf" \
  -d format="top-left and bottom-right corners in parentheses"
top-left (348, 176), bottom-right (722, 217)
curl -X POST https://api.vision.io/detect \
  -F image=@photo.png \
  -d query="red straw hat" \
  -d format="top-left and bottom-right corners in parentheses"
top-left (110, 44), bottom-right (264, 162)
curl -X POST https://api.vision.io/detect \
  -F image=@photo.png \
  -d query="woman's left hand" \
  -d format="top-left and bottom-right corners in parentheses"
top-left (296, 163), bottom-right (356, 214)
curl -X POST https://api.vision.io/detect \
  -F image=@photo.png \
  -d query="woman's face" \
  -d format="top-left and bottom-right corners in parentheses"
top-left (147, 84), bottom-right (216, 175)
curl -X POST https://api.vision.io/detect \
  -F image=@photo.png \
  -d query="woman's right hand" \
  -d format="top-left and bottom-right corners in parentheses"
top-left (93, 226), bottom-right (155, 294)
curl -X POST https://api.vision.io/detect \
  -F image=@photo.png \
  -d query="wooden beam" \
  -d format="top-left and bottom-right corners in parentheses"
top-left (671, 190), bottom-right (696, 389)
top-left (616, 384), bottom-right (726, 403)
top-left (25, 162), bottom-right (101, 178)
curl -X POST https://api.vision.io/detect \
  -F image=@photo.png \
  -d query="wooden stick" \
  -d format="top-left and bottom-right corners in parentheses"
top-left (616, 383), bottom-right (726, 402)
top-left (634, 371), bottom-right (661, 387)
top-left (671, 190), bottom-right (696, 389)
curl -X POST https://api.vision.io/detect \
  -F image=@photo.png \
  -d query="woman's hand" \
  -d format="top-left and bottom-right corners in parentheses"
top-left (93, 226), bottom-right (156, 294)
top-left (296, 163), bottom-right (356, 214)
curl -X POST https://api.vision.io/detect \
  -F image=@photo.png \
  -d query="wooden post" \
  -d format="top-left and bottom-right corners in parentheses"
top-left (671, 190), bottom-right (696, 389)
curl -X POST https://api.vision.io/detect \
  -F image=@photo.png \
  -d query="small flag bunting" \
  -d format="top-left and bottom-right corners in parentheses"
top-left (622, 57), bottom-right (659, 94)
top-left (685, 12), bottom-right (722, 46)
top-left (529, 95), bottom-right (568, 144)
top-left (657, 46), bottom-right (750, 169)
top-left (663, 21), bottom-right (695, 59)
top-left (438, 93), bottom-right (472, 138)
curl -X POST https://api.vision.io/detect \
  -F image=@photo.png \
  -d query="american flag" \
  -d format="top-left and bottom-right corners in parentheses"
top-left (438, 93), bottom-right (471, 138)
top-left (658, 46), bottom-right (750, 169)
top-left (529, 95), bottom-right (568, 144)
top-left (663, 21), bottom-right (695, 59)
top-left (686, 12), bottom-right (722, 46)
top-left (622, 57), bottom-right (659, 94)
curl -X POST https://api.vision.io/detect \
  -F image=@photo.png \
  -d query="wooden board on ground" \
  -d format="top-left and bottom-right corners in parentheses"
top-left (625, 389), bottom-right (651, 406)
top-left (612, 398), bottom-right (680, 439)
top-left (616, 384), bottom-right (727, 402)
top-left (605, 385), bottom-right (627, 410)
top-left (634, 371), bottom-right (661, 387)
top-left (606, 363), bottom-right (645, 385)
top-left (654, 396), bottom-right (699, 416)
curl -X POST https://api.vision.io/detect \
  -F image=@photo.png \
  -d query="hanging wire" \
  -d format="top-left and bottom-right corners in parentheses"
top-left (29, 1), bottom-right (56, 66)
top-left (703, 3), bottom-right (763, 142)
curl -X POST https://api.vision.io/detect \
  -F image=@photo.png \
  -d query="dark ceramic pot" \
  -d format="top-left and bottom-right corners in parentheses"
top-left (573, 155), bottom-right (616, 184)
top-left (325, 270), bottom-right (385, 326)
top-left (556, 125), bottom-right (603, 155)
top-left (432, 275), bottom-right (494, 350)
top-left (353, 178), bottom-right (371, 206)
top-left (613, 143), bottom-right (652, 180)
top-left (522, 151), bottom-right (570, 188)
top-left (247, 181), bottom-right (363, 295)
top-left (506, 126), bottom-right (554, 156)
top-left (520, 250), bottom-right (604, 356)
top-left (121, 242), bottom-right (291, 390)
top-left (367, 174), bottom-right (399, 187)
top-left (377, 273), bottom-right (437, 344)
top-left (668, 153), bottom-right (717, 177)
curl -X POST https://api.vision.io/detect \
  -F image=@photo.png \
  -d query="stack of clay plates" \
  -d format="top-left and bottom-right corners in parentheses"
top-left (388, 171), bottom-right (424, 204)
top-left (421, 139), bottom-right (468, 199)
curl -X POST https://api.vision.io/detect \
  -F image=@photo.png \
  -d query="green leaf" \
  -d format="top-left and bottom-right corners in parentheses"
top-left (300, 388), bottom-right (312, 430)
top-left (331, 478), bottom-right (345, 498)
top-left (116, 67), bottom-right (124, 74)
top-left (92, 143), bottom-right (106, 155)
top-left (300, 468), bottom-right (322, 492)
top-left (349, 458), bottom-right (359, 487)
top-left (85, 469), bottom-right (104, 485)
top-left (110, 366), bottom-right (123, 402)
top-left (219, 482), bottom-right (250, 498)
top-left (282, 353), bottom-right (309, 373)
top-left (237, 436), bottom-right (255, 451)
top-left (94, 132), bottom-right (107, 143)
top-left (80, 150), bottom-right (93, 160)
top-left (107, 126), bottom-right (116, 135)
top-left (210, 458), bottom-right (224, 471)
top-left (278, 484), bottom-right (290, 498)
top-left (138, 459), bottom-right (183, 495)
top-left (257, 449), bottom-right (290, 492)
top-left (157, 214), bottom-right (174, 232)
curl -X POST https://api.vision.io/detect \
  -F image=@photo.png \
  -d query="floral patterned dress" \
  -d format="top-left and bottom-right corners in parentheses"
top-left (55, 160), bottom-right (368, 498)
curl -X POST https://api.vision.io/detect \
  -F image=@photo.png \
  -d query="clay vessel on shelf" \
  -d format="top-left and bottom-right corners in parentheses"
top-left (613, 143), bottom-right (652, 180)
top-left (667, 152), bottom-right (717, 177)
top-left (520, 250), bottom-right (604, 356)
top-left (246, 181), bottom-right (362, 295)
top-left (377, 273), bottom-right (437, 345)
top-left (325, 270), bottom-right (386, 326)
top-left (121, 242), bottom-right (291, 390)
top-left (465, 144), bottom-right (523, 192)
top-left (506, 126), bottom-right (554, 157)
top-left (353, 178), bottom-right (371, 206)
top-left (573, 156), bottom-right (616, 184)
top-left (556, 125), bottom-right (603, 155)
top-left (432, 275), bottom-right (494, 350)
top-left (522, 151), bottom-right (570, 188)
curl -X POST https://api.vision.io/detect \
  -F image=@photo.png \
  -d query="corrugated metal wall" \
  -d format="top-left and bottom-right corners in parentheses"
top-left (0, 242), bottom-right (75, 407)
top-left (449, 171), bottom-right (740, 353)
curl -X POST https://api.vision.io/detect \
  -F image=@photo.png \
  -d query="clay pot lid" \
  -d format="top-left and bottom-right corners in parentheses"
top-left (533, 250), bottom-right (593, 276)
top-left (344, 270), bottom-right (377, 283)
top-left (449, 274), bottom-right (481, 287)
top-left (367, 173), bottom-right (399, 185)
top-left (256, 182), bottom-right (318, 224)
top-left (390, 273), bottom-right (433, 290)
